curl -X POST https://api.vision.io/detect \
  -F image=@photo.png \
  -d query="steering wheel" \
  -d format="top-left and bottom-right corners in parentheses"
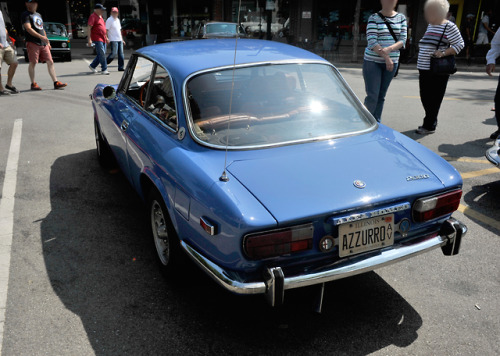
top-left (139, 76), bottom-right (166, 107)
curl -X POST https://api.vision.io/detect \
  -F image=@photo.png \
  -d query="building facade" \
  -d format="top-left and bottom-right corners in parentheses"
top-left (3, 0), bottom-right (498, 58)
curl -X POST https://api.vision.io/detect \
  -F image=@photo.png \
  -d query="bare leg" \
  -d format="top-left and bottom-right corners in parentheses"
top-left (7, 62), bottom-right (18, 87)
top-left (28, 62), bottom-right (36, 83)
top-left (0, 71), bottom-right (4, 91)
top-left (47, 60), bottom-right (58, 82)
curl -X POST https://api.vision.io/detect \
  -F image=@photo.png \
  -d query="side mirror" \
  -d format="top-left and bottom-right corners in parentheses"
top-left (103, 86), bottom-right (117, 100)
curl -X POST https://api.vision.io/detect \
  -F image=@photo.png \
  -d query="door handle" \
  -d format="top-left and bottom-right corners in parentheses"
top-left (121, 120), bottom-right (129, 132)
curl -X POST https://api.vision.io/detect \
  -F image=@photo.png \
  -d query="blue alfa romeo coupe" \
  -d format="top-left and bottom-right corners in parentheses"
top-left (91, 39), bottom-right (467, 307)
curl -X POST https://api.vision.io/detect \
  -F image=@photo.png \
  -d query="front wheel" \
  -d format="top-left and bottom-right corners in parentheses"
top-left (148, 189), bottom-right (181, 276)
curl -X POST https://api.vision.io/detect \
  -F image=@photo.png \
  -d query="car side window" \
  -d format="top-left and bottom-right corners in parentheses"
top-left (145, 65), bottom-right (178, 130)
top-left (124, 56), bottom-right (155, 107)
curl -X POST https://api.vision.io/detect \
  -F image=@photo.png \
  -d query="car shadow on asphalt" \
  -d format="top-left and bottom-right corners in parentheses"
top-left (463, 182), bottom-right (500, 234)
top-left (438, 137), bottom-right (492, 158)
top-left (41, 150), bottom-right (423, 355)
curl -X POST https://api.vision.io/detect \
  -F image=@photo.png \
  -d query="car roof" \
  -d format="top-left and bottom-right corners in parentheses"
top-left (136, 39), bottom-right (327, 81)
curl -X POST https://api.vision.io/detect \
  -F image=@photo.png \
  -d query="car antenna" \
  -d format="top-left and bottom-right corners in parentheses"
top-left (220, 0), bottom-right (242, 182)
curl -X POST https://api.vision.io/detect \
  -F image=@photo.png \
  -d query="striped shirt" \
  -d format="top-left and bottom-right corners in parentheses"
top-left (364, 13), bottom-right (407, 64)
top-left (417, 21), bottom-right (464, 70)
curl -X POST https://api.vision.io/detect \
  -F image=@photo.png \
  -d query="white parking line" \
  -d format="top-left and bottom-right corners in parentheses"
top-left (0, 119), bottom-right (23, 355)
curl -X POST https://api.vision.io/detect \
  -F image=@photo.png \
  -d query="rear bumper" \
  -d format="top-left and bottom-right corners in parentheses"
top-left (180, 218), bottom-right (467, 306)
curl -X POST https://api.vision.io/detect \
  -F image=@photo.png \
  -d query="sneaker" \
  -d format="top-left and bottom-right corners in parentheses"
top-left (89, 65), bottom-right (97, 74)
top-left (31, 82), bottom-right (42, 91)
top-left (54, 81), bottom-right (68, 90)
top-left (490, 130), bottom-right (500, 140)
top-left (5, 85), bottom-right (20, 94)
top-left (101, 70), bottom-right (110, 75)
top-left (416, 126), bottom-right (435, 135)
top-left (0, 89), bottom-right (11, 96)
top-left (118, 68), bottom-right (125, 72)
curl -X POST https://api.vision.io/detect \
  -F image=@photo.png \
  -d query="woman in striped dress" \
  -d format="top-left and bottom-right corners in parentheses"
top-left (363, 0), bottom-right (407, 122)
top-left (416, 0), bottom-right (464, 135)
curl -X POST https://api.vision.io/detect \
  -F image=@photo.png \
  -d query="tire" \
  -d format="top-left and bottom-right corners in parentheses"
top-left (94, 119), bottom-right (115, 168)
top-left (66, 53), bottom-right (72, 62)
top-left (148, 189), bottom-right (182, 276)
top-left (24, 53), bottom-right (29, 62)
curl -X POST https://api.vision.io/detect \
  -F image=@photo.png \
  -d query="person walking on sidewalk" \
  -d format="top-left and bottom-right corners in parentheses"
top-left (415, 0), bottom-right (464, 135)
top-left (486, 30), bottom-right (500, 140)
top-left (88, 4), bottom-right (109, 75)
top-left (106, 7), bottom-right (125, 72)
top-left (0, 9), bottom-right (19, 95)
top-left (22, 0), bottom-right (67, 90)
top-left (362, 0), bottom-right (407, 122)
top-left (476, 10), bottom-right (494, 45)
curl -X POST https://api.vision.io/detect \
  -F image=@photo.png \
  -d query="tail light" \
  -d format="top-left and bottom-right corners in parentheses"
top-left (244, 224), bottom-right (314, 260)
top-left (413, 190), bottom-right (462, 222)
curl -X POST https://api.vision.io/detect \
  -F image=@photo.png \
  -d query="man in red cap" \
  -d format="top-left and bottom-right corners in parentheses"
top-left (106, 7), bottom-right (125, 71)
top-left (88, 3), bottom-right (109, 75)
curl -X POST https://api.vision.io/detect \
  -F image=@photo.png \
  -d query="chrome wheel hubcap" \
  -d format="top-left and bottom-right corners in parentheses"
top-left (151, 200), bottom-right (169, 266)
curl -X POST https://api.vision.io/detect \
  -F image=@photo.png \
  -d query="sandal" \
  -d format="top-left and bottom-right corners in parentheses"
top-left (5, 85), bottom-right (19, 94)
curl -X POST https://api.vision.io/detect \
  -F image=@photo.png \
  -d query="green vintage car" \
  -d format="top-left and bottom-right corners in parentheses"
top-left (24, 22), bottom-right (72, 62)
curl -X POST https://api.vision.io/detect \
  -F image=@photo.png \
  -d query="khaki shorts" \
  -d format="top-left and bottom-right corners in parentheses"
top-left (0, 46), bottom-right (17, 69)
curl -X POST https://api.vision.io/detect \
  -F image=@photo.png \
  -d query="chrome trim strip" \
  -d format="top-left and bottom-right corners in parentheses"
top-left (331, 202), bottom-right (411, 226)
top-left (180, 219), bottom-right (466, 297)
top-left (181, 61), bottom-right (378, 151)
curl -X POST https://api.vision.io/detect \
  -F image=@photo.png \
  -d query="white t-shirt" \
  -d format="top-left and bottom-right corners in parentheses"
top-left (0, 10), bottom-right (8, 48)
top-left (479, 15), bottom-right (489, 34)
top-left (106, 17), bottom-right (122, 42)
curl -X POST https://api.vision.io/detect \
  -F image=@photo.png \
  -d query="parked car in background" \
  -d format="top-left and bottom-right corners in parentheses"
top-left (486, 138), bottom-right (500, 167)
top-left (193, 21), bottom-right (246, 39)
top-left (242, 16), bottom-right (283, 38)
top-left (23, 22), bottom-right (71, 62)
top-left (91, 39), bottom-right (467, 307)
top-left (66, 21), bottom-right (87, 39)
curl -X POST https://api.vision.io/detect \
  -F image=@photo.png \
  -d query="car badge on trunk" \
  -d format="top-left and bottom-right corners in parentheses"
top-left (353, 180), bottom-right (366, 189)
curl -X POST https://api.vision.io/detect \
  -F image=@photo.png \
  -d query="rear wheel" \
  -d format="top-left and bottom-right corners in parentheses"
top-left (94, 119), bottom-right (114, 168)
top-left (148, 189), bottom-right (181, 276)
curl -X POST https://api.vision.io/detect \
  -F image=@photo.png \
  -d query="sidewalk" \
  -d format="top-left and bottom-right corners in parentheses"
top-left (69, 38), bottom-right (488, 74)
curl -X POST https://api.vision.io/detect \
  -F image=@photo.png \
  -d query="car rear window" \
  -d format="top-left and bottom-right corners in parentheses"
top-left (186, 63), bottom-right (375, 148)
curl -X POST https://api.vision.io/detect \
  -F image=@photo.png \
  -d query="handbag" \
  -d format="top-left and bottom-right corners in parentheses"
top-left (378, 12), bottom-right (401, 78)
top-left (430, 23), bottom-right (457, 76)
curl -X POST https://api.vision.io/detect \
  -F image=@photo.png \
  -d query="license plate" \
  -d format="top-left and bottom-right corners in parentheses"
top-left (338, 214), bottom-right (394, 258)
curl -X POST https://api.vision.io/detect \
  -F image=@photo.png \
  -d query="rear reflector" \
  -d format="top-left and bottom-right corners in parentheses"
top-left (244, 224), bottom-right (314, 260)
top-left (413, 190), bottom-right (462, 222)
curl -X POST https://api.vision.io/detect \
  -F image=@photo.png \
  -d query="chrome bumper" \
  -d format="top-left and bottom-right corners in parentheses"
top-left (180, 218), bottom-right (467, 306)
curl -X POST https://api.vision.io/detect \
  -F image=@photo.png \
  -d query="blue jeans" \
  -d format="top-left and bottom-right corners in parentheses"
top-left (90, 41), bottom-right (107, 71)
top-left (107, 41), bottom-right (124, 70)
top-left (363, 60), bottom-right (397, 122)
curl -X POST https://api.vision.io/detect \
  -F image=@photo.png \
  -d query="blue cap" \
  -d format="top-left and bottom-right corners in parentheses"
top-left (94, 4), bottom-right (106, 10)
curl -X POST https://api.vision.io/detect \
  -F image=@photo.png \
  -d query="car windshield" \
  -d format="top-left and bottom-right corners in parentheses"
top-left (206, 23), bottom-right (237, 34)
top-left (186, 63), bottom-right (374, 148)
top-left (44, 23), bottom-right (67, 37)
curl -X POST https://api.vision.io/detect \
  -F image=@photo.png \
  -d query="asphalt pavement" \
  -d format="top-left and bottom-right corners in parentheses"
top-left (0, 48), bottom-right (498, 356)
